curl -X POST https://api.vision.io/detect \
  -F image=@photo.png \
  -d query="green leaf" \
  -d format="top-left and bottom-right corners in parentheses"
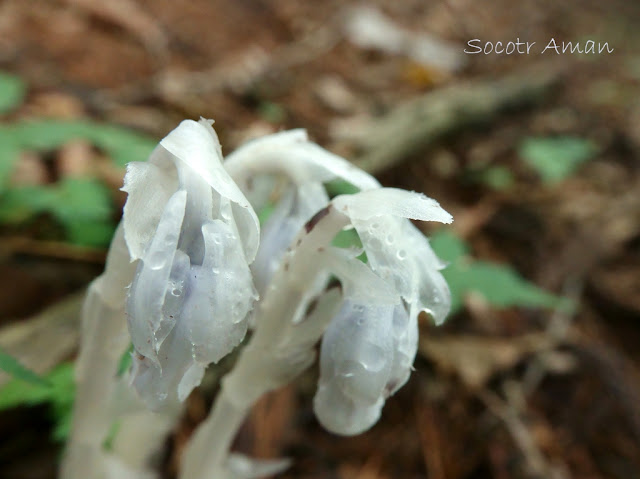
top-left (0, 347), bottom-right (48, 386)
top-left (325, 179), bottom-right (360, 197)
top-left (257, 203), bottom-right (276, 225)
top-left (0, 363), bottom-right (75, 442)
top-left (0, 119), bottom-right (156, 241)
top-left (429, 230), bottom-right (469, 263)
top-left (0, 178), bottom-right (116, 246)
top-left (50, 178), bottom-right (115, 247)
top-left (519, 136), bottom-right (596, 184)
top-left (332, 227), bottom-right (367, 262)
top-left (0, 119), bottom-right (157, 179)
top-left (257, 102), bottom-right (287, 123)
top-left (0, 72), bottom-right (26, 115)
top-left (117, 345), bottom-right (133, 376)
top-left (0, 185), bottom-right (57, 223)
top-left (430, 230), bottom-right (569, 314)
top-left (476, 166), bottom-right (515, 191)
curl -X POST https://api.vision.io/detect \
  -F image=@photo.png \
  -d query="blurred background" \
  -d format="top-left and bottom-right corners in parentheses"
top-left (0, 0), bottom-right (639, 478)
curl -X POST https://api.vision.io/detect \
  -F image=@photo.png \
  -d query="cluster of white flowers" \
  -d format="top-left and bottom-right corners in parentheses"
top-left (63, 119), bottom-right (453, 479)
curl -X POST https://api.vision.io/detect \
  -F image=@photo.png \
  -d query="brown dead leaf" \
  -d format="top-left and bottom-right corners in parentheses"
top-left (419, 334), bottom-right (554, 389)
top-left (10, 151), bottom-right (48, 186)
top-left (0, 292), bottom-right (83, 386)
top-left (57, 139), bottom-right (94, 178)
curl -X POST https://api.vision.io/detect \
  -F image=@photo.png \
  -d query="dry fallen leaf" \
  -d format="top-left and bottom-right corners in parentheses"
top-left (419, 334), bottom-right (556, 389)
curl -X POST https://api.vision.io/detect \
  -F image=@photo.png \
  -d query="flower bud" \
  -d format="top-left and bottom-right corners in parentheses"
top-left (314, 299), bottom-right (416, 435)
top-left (225, 129), bottom-right (380, 293)
top-left (122, 119), bottom-right (259, 409)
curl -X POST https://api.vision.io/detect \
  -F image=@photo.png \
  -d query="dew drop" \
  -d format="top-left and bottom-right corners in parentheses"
top-left (147, 251), bottom-right (167, 270)
top-left (397, 249), bottom-right (407, 260)
top-left (369, 238), bottom-right (382, 250)
top-left (359, 344), bottom-right (387, 372)
top-left (385, 234), bottom-right (394, 245)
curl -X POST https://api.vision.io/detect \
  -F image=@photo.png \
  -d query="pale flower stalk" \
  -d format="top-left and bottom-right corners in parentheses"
top-left (62, 225), bottom-right (165, 479)
top-left (62, 119), bottom-right (261, 478)
top-left (180, 129), bottom-right (452, 479)
top-left (64, 119), bottom-right (453, 479)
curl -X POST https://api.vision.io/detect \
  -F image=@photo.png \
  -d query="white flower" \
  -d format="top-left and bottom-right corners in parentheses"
top-left (122, 119), bottom-right (259, 409)
top-left (225, 129), bottom-right (379, 294)
top-left (313, 188), bottom-right (452, 435)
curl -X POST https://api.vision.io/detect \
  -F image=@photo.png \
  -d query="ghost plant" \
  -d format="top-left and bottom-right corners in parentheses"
top-left (62, 119), bottom-right (452, 479)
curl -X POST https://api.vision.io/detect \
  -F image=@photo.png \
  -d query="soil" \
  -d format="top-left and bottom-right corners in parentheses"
top-left (0, 1), bottom-right (639, 478)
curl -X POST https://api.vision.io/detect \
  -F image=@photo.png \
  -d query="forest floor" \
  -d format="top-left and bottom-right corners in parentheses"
top-left (0, 1), bottom-right (639, 478)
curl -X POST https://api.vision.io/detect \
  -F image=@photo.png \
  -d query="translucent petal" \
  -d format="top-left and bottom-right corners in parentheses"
top-left (227, 454), bottom-right (291, 479)
top-left (314, 379), bottom-right (384, 436)
top-left (314, 299), bottom-right (399, 435)
top-left (159, 119), bottom-right (260, 261)
top-left (333, 187), bottom-right (453, 224)
top-left (129, 319), bottom-right (205, 410)
top-left (252, 184), bottom-right (328, 294)
top-left (180, 220), bottom-right (256, 364)
top-left (351, 214), bottom-right (451, 325)
top-left (386, 304), bottom-right (418, 396)
top-left (225, 129), bottom-right (381, 192)
top-left (127, 190), bottom-right (187, 362)
top-left (123, 119), bottom-right (260, 409)
top-left (121, 158), bottom-right (178, 260)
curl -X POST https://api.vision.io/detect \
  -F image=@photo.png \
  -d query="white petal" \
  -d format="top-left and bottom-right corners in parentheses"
top-left (352, 215), bottom-right (451, 325)
top-left (314, 299), bottom-right (398, 435)
top-left (225, 129), bottom-right (381, 191)
top-left (252, 184), bottom-right (328, 294)
top-left (180, 220), bottom-right (256, 364)
top-left (333, 187), bottom-right (453, 223)
top-left (160, 119), bottom-right (260, 261)
top-left (127, 190), bottom-right (187, 362)
top-left (121, 158), bottom-right (178, 260)
top-left (314, 380), bottom-right (384, 436)
top-left (129, 319), bottom-right (205, 410)
top-left (227, 454), bottom-right (291, 479)
top-left (386, 304), bottom-right (418, 396)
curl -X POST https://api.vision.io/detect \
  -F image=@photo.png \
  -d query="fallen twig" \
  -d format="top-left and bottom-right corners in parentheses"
top-left (350, 66), bottom-right (562, 174)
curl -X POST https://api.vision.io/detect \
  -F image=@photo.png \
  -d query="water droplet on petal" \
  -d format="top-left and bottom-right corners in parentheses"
top-left (147, 251), bottom-right (167, 270)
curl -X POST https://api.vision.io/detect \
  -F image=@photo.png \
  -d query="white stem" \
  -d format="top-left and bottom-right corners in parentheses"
top-left (61, 226), bottom-right (133, 479)
top-left (62, 225), bottom-right (173, 479)
top-left (180, 207), bottom-right (348, 479)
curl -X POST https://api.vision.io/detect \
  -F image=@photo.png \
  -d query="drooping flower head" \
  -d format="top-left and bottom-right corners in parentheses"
top-left (313, 189), bottom-right (453, 435)
top-left (223, 130), bottom-right (453, 435)
top-left (224, 129), bottom-right (379, 294)
top-left (122, 119), bottom-right (260, 409)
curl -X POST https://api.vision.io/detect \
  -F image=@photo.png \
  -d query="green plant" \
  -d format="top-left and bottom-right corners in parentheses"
top-left (0, 119), bottom-right (157, 247)
top-left (430, 230), bottom-right (571, 313)
top-left (0, 363), bottom-right (75, 442)
top-left (519, 136), bottom-right (596, 184)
